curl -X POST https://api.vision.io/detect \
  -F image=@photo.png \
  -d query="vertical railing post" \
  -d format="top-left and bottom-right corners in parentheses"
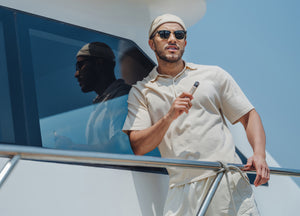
top-left (0, 154), bottom-right (21, 188)
top-left (197, 171), bottom-right (224, 216)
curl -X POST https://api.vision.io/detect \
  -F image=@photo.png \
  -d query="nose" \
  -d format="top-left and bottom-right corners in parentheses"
top-left (74, 70), bottom-right (79, 78)
top-left (168, 32), bottom-right (177, 43)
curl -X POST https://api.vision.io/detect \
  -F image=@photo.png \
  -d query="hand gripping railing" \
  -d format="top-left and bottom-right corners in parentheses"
top-left (0, 144), bottom-right (299, 215)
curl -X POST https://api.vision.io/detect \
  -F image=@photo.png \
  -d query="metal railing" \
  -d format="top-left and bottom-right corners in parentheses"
top-left (0, 144), bottom-right (299, 215)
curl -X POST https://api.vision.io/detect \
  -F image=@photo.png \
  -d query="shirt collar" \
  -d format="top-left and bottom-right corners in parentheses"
top-left (149, 62), bottom-right (197, 82)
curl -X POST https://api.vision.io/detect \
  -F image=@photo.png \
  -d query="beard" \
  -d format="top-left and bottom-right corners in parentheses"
top-left (77, 65), bottom-right (98, 93)
top-left (154, 42), bottom-right (185, 63)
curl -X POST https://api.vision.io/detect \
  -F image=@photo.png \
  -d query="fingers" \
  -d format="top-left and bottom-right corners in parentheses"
top-left (179, 99), bottom-right (192, 109)
top-left (250, 158), bottom-right (270, 187)
top-left (174, 98), bottom-right (192, 114)
top-left (176, 92), bottom-right (194, 114)
top-left (243, 155), bottom-right (270, 186)
top-left (243, 157), bottom-right (254, 171)
top-left (254, 167), bottom-right (270, 186)
top-left (179, 92), bottom-right (193, 100)
top-left (254, 164), bottom-right (262, 186)
top-left (168, 94), bottom-right (193, 120)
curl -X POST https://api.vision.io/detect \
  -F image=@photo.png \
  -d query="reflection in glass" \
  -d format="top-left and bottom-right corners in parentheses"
top-left (72, 42), bottom-right (131, 153)
top-left (0, 5), bottom-right (159, 156)
top-left (24, 14), bottom-right (158, 156)
top-left (41, 96), bottom-right (131, 154)
top-left (120, 47), bottom-right (154, 85)
top-left (0, 22), bottom-right (15, 143)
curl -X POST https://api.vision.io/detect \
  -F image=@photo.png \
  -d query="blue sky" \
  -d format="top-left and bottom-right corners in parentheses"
top-left (185, 0), bottom-right (300, 186)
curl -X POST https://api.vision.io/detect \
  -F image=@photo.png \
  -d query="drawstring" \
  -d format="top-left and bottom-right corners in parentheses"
top-left (217, 161), bottom-right (250, 215)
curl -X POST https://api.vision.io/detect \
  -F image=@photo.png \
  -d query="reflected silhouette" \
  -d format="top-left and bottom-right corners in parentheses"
top-left (55, 42), bottom-right (132, 154)
top-left (75, 42), bottom-right (130, 101)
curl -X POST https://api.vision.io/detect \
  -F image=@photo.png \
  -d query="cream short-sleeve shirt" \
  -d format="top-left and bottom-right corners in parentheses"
top-left (123, 62), bottom-right (254, 187)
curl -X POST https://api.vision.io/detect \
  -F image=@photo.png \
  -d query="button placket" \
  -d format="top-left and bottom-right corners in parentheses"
top-left (172, 78), bottom-right (178, 98)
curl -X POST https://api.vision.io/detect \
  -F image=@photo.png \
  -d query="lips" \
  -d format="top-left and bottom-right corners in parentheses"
top-left (166, 45), bottom-right (179, 50)
top-left (166, 45), bottom-right (179, 52)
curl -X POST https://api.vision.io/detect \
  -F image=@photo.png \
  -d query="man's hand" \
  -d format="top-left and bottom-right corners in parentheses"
top-left (167, 92), bottom-right (193, 120)
top-left (244, 154), bottom-right (270, 187)
top-left (239, 109), bottom-right (269, 187)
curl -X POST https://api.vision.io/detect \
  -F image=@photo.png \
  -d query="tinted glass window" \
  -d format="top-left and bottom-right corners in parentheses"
top-left (20, 10), bottom-right (157, 155)
top-left (0, 6), bottom-right (159, 156)
top-left (0, 20), bottom-right (15, 143)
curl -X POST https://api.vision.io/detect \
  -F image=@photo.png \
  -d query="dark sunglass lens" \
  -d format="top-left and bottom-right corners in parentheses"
top-left (174, 31), bottom-right (185, 39)
top-left (163, 30), bottom-right (171, 39)
top-left (158, 30), bottom-right (171, 39)
top-left (158, 31), bottom-right (164, 38)
top-left (76, 61), bottom-right (86, 70)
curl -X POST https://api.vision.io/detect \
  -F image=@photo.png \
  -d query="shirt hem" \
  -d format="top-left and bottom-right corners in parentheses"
top-left (122, 126), bottom-right (149, 135)
top-left (231, 106), bottom-right (254, 124)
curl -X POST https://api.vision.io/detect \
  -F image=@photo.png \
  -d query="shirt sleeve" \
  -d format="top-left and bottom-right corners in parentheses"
top-left (122, 86), bottom-right (152, 134)
top-left (217, 67), bottom-right (254, 124)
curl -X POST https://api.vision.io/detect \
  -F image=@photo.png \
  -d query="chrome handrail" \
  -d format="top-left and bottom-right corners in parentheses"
top-left (0, 144), bottom-right (299, 216)
top-left (0, 144), bottom-right (299, 177)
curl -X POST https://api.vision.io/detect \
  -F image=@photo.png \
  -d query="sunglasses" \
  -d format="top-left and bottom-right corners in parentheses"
top-left (76, 57), bottom-right (100, 71)
top-left (151, 30), bottom-right (187, 40)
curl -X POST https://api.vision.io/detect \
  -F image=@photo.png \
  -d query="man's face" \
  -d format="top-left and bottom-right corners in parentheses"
top-left (75, 56), bottom-right (98, 92)
top-left (149, 22), bottom-right (187, 63)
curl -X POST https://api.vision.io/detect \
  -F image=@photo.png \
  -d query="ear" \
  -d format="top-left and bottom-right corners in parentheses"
top-left (148, 39), bottom-right (155, 51)
top-left (184, 39), bottom-right (187, 47)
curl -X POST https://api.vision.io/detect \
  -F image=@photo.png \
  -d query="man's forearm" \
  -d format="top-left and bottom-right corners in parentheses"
top-left (244, 109), bottom-right (266, 158)
top-left (240, 109), bottom-right (270, 186)
top-left (129, 114), bottom-right (173, 155)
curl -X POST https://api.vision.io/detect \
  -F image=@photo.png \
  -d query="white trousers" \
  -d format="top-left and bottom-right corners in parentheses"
top-left (163, 172), bottom-right (259, 216)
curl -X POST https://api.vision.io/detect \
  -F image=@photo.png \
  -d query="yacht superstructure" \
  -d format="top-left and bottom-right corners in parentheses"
top-left (0, 1), bottom-right (299, 215)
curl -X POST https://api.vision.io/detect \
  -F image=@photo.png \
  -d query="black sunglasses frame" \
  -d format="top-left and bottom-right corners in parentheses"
top-left (151, 30), bottom-right (187, 40)
top-left (76, 57), bottom-right (100, 71)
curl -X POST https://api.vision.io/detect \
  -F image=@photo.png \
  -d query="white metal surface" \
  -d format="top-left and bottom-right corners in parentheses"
top-left (0, 0), bottom-right (206, 60)
top-left (0, 157), bottom-right (168, 216)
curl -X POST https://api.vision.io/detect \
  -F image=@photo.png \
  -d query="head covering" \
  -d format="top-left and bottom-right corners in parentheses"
top-left (149, 14), bottom-right (186, 39)
top-left (76, 42), bottom-right (115, 63)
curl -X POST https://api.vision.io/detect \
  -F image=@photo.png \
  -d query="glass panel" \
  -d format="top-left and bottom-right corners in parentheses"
top-left (23, 14), bottom-right (159, 155)
top-left (0, 21), bottom-right (15, 143)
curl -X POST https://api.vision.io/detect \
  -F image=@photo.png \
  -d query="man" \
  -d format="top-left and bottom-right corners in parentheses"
top-left (72, 42), bottom-right (132, 153)
top-left (75, 42), bottom-right (130, 103)
top-left (122, 14), bottom-right (270, 215)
